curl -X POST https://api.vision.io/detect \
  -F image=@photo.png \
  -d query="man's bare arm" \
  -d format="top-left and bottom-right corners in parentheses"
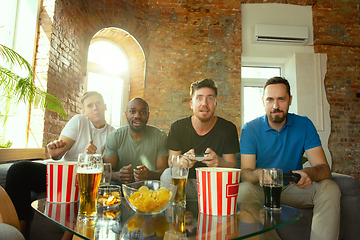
top-left (298, 146), bottom-right (331, 182)
top-left (153, 156), bottom-right (169, 179)
top-left (220, 153), bottom-right (236, 168)
top-left (103, 155), bottom-right (118, 170)
top-left (240, 154), bottom-right (262, 184)
top-left (46, 135), bottom-right (75, 160)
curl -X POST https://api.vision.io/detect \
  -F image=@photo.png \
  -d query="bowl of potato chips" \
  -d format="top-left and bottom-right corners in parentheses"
top-left (122, 180), bottom-right (177, 215)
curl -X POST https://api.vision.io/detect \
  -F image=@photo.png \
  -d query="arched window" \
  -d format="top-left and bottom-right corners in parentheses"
top-left (86, 40), bottom-right (130, 128)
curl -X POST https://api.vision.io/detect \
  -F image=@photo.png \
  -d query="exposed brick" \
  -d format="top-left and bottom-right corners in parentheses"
top-left (26, 0), bottom-right (360, 178)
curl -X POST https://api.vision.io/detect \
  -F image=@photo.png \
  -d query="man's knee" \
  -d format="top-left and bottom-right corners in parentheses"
top-left (316, 179), bottom-right (341, 203)
top-left (314, 179), bottom-right (341, 205)
top-left (238, 182), bottom-right (261, 202)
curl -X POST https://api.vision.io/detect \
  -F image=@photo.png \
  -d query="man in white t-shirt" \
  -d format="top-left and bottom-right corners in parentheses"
top-left (5, 91), bottom-right (115, 238)
top-left (47, 91), bottom-right (115, 160)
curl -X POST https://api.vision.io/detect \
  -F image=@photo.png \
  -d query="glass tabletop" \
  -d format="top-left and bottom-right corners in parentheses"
top-left (31, 198), bottom-right (302, 240)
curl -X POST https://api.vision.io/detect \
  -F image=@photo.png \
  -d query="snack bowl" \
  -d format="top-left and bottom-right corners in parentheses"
top-left (122, 180), bottom-right (177, 215)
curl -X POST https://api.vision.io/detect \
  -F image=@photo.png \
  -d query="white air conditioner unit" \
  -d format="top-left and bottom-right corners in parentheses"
top-left (253, 24), bottom-right (309, 45)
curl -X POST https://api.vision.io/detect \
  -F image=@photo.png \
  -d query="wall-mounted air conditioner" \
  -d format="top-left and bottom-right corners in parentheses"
top-left (253, 24), bottom-right (309, 45)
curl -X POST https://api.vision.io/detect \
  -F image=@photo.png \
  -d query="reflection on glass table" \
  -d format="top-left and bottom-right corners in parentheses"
top-left (31, 199), bottom-right (301, 240)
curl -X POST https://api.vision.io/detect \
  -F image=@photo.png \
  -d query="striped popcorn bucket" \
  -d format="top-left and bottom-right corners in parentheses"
top-left (197, 212), bottom-right (239, 240)
top-left (44, 201), bottom-right (79, 229)
top-left (46, 161), bottom-right (79, 203)
top-left (196, 167), bottom-right (241, 216)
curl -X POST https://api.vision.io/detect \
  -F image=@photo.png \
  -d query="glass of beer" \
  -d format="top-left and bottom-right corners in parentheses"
top-left (77, 153), bottom-right (103, 221)
top-left (170, 155), bottom-right (189, 207)
top-left (262, 168), bottom-right (283, 211)
top-left (100, 163), bottom-right (112, 187)
top-left (171, 205), bottom-right (186, 234)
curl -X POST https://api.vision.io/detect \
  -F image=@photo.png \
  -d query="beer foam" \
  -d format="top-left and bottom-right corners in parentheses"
top-left (77, 167), bottom-right (102, 174)
top-left (172, 176), bottom-right (187, 179)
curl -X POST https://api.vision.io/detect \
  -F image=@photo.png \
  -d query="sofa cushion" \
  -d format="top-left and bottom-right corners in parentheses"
top-left (331, 173), bottom-right (360, 197)
top-left (0, 163), bottom-right (14, 188)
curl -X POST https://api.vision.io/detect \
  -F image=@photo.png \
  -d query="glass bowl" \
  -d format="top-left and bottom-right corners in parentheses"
top-left (122, 180), bottom-right (177, 215)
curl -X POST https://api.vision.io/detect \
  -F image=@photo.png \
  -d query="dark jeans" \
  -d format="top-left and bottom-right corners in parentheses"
top-left (5, 161), bottom-right (46, 221)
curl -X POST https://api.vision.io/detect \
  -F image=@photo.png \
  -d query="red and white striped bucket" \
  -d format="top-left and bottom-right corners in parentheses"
top-left (46, 161), bottom-right (79, 203)
top-left (196, 167), bottom-right (241, 216)
top-left (197, 212), bottom-right (239, 240)
top-left (44, 201), bottom-right (79, 229)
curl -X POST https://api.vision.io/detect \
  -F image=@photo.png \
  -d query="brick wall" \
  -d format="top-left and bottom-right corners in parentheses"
top-left (313, 0), bottom-right (360, 178)
top-left (40, 0), bottom-right (149, 145)
top-left (144, 0), bottom-right (242, 130)
top-left (34, 0), bottom-right (360, 178)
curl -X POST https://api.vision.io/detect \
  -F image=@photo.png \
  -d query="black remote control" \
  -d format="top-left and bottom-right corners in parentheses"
top-left (283, 171), bottom-right (301, 183)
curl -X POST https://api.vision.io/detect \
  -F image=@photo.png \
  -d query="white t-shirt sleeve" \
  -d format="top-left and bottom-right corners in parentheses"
top-left (60, 115), bottom-right (83, 141)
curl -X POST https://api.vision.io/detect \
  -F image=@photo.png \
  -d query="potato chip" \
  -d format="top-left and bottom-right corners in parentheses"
top-left (128, 187), bottom-right (173, 213)
top-left (97, 190), bottom-right (121, 207)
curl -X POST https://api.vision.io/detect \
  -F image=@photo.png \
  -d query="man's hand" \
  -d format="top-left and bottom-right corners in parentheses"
top-left (47, 140), bottom-right (67, 159)
top-left (205, 148), bottom-right (236, 168)
top-left (84, 140), bottom-right (97, 154)
top-left (203, 148), bottom-right (221, 167)
top-left (133, 165), bottom-right (151, 182)
top-left (293, 170), bottom-right (313, 189)
top-left (184, 149), bottom-right (197, 168)
top-left (114, 164), bottom-right (133, 184)
top-left (46, 136), bottom-right (75, 160)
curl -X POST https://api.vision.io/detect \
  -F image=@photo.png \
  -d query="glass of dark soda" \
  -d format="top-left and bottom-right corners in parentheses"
top-left (262, 168), bottom-right (283, 211)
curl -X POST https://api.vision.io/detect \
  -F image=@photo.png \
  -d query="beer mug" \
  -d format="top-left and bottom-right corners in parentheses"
top-left (170, 155), bottom-right (189, 206)
top-left (77, 153), bottom-right (103, 220)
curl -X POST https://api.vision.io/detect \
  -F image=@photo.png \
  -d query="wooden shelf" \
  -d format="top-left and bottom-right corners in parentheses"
top-left (0, 148), bottom-right (46, 163)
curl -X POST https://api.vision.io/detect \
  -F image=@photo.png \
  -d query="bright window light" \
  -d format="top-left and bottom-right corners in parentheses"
top-left (88, 41), bottom-right (128, 74)
top-left (243, 86), bottom-right (264, 124)
top-left (87, 40), bottom-right (129, 128)
top-left (87, 72), bottom-right (123, 128)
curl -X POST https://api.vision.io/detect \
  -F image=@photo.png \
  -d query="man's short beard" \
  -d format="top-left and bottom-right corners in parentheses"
top-left (269, 113), bottom-right (286, 123)
top-left (127, 118), bottom-right (148, 133)
top-left (197, 114), bottom-right (214, 123)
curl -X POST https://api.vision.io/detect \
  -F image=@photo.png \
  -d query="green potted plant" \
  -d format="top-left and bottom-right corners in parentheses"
top-left (0, 44), bottom-right (67, 147)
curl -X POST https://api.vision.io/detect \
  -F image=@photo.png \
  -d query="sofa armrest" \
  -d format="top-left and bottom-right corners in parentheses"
top-left (331, 173), bottom-right (360, 198)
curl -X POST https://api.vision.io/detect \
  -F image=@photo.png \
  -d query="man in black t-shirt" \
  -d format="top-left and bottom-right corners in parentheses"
top-left (166, 79), bottom-right (240, 179)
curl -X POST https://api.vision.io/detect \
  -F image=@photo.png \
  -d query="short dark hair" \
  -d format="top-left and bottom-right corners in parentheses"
top-left (190, 79), bottom-right (218, 98)
top-left (263, 77), bottom-right (291, 97)
top-left (127, 97), bottom-right (149, 112)
top-left (81, 91), bottom-right (104, 105)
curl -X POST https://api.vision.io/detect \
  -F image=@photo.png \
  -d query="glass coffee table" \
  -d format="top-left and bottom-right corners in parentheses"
top-left (32, 198), bottom-right (301, 240)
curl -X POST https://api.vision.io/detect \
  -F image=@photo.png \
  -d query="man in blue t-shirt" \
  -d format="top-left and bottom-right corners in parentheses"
top-left (239, 77), bottom-right (340, 240)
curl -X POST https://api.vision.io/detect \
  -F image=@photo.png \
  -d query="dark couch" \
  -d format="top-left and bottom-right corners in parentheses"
top-left (236, 153), bottom-right (360, 240)
top-left (277, 173), bottom-right (360, 240)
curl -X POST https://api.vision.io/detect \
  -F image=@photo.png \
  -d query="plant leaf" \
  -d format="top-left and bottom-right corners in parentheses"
top-left (0, 44), bottom-right (68, 120)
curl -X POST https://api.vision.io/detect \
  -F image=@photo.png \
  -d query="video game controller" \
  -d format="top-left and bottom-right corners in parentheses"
top-left (190, 154), bottom-right (211, 161)
top-left (283, 171), bottom-right (301, 183)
